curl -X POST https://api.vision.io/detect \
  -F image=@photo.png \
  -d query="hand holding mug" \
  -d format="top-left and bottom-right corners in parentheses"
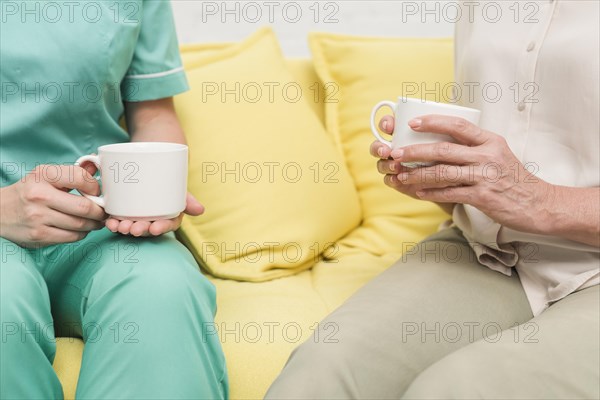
top-left (370, 97), bottom-right (481, 167)
top-left (76, 142), bottom-right (202, 237)
top-left (371, 109), bottom-right (555, 234)
top-left (104, 192), bottom-right (204, 237)
top-left (0, 165), bottom-right (107, 247)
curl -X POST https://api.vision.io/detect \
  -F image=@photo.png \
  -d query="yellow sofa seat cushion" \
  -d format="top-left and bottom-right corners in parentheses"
top-left (176, 28), bottom-right (361, 282)
top-left (309, 33), bottom-right (453, 255)
top-left (53, 338), bottom-right (84, 400)
top-left (206, 249), bottom-right (395, 400)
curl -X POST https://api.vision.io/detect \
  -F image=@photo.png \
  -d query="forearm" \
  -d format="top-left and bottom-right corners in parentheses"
top-left (125, 98), bottom-right (186, 145)
top-left (541, 185), bottom-right (600, 247)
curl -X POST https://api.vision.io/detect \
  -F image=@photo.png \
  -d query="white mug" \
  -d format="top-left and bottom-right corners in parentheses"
top-left (370, 97), bottom-right (481, 167)
top-left (75, 142), bottom-right (188, 221)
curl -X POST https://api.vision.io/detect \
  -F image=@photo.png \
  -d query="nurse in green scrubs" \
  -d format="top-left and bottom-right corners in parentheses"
top-left (0, 1), bottom-right (228, 398)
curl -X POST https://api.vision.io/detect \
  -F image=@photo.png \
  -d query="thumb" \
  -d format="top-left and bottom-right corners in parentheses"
top-left (184, 192), bottom-right (205, 216)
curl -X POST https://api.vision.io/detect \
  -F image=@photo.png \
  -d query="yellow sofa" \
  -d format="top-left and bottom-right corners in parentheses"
top-left (53, 39), bottom-right (452, 399)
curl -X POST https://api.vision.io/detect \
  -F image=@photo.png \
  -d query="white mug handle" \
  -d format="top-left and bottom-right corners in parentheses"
top-left (75, 155), bottom-right (106, 208)
top-left (370, 100), bottom-right (397, 148)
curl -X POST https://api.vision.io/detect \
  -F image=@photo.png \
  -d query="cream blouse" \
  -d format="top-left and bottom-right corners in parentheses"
top-left (453, 0), bottom-right (599, 315)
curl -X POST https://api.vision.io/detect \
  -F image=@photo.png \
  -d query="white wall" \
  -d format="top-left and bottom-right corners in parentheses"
top-left (172, 1), bottom-right (454, 57)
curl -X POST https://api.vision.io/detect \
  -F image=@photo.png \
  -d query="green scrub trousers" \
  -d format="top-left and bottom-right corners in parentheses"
top-left (1, 1), bottom-right (227, 398)
top-left (1, 230), bottom-right (227, 399)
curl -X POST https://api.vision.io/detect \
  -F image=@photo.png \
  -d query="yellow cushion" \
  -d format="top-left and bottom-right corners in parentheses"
top-left (285, 58), bottom-right (327, 124)
top-left (181, 44), bottom-right (326, 127)
top-left (175, 28), bottom-right (361, 282)
top-left (310, 250), bottom-right (399, 311)
top-left (309, 33), bottom-right (453, 254)
top-left (208, 271), bottom-right (328, 400)
top-left (54, 338), bottom-right (84, 400)
top-left (180, 42), bottom-right (231, 66)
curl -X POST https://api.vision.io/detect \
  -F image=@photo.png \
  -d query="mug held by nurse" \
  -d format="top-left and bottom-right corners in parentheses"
top-left (75, 142), bottom-right (188, 221)
top-left (370, 97), bottom-right (481, 167)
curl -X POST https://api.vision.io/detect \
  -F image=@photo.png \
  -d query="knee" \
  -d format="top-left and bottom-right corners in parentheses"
top-left (134, 251), bottom-right (216, 314)
top-left (87, 236), bottom-right (216, 317)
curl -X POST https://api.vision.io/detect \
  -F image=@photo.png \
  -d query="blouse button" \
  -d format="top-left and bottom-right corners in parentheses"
top-left (527, 42), bottom-right (536, 52)
top-left (518, 102), bottom-right (526, 112)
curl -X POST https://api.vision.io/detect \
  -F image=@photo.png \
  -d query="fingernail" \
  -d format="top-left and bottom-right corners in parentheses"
top-left (409, 118), bottom-right (422, 129)
top-left (398, 173), bottom-right (408, 182)
top-left (389, 162), bottom-right (396, 172)
top-left (382, 120), bottom-right (388, 130)
top-left (391, 148), bottom-right (404, 159)
top-left (416, 190), bottom-right (425, 197)
top-left (377, 147), bottom-right (384, 157)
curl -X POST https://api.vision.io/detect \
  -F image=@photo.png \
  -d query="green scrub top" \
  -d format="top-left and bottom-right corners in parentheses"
top-left (0, 0), bottom-right (189, 187)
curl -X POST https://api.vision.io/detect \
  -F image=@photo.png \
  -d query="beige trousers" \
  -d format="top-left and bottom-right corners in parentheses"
top-left (266, 228), bottom-right (600, 399)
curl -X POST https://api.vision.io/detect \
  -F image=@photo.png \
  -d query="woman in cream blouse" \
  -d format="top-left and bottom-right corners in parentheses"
top-left (267, 1), bottom-right (599, 398)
